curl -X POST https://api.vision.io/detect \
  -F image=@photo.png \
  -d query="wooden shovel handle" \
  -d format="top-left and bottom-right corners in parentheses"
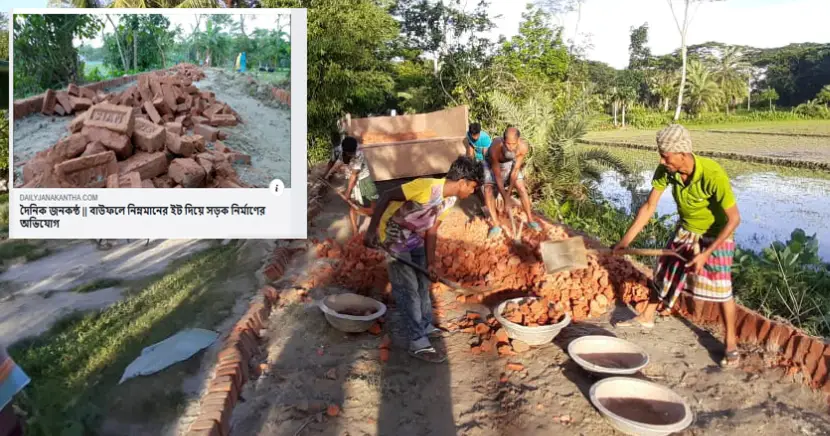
top-left (590, 248), bottom-right (687, 262)
top-left (318, 177), bottom-right (370, 215)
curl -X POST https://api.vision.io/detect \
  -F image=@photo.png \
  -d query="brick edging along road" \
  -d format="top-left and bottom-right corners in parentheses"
top-left (184, 175), bottom-right (828, 435)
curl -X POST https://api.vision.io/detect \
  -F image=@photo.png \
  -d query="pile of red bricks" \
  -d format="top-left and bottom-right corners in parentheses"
top-left (21, 63), bottom-right (252, 189)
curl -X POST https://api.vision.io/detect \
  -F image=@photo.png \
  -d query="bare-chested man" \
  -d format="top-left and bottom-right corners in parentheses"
top-left (482, 126), bottom-right (542, 238)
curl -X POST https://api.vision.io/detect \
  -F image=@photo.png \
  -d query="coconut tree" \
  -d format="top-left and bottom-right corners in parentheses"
top-left (487, 86), bottom-right (632, 207)
top-left (817, 84), bottom-right (830, 108)
top-left (759, 87), bottom-right (779, 111)
top-left (684, 59), bottom-right (723, 115)
top-left (650, 70), bottom-right (678, 112)
top-left (712, 46), bottom-right (750, 114)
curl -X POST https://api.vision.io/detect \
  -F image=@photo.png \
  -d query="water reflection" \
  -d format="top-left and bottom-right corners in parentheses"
top-left (598, 170), bottom-right (830, 260)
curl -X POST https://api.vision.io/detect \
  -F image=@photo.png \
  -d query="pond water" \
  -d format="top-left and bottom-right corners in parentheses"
top-left (598, 170), bottom-right (830, 260)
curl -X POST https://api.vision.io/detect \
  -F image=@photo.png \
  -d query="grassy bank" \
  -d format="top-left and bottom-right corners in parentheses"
top-left (545, 197), bottom-right (830, 339)
top-left (9, 243), bottom-right (242, 436)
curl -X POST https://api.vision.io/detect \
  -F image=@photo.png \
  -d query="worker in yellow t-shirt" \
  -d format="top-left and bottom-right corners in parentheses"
top-left (364, 156), bottom-right (484, 363)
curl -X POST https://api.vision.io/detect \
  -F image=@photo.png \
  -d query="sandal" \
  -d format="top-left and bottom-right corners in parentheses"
top-left (488, 226), bottom-right (503, 239)
top-left (615, 317), bottom-right (655, 329)
top-left (720, 350), bottom-right (740, 368)
top-left (426, 325), bottom-right (450, 338)
top-left (409, 346), bottom-right (447, 363)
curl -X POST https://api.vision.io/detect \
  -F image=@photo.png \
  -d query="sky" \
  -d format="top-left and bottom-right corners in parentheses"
top-left (2, 0), bottom-right (829, 68)
top-left (484, 0), bottom-right (830, 68)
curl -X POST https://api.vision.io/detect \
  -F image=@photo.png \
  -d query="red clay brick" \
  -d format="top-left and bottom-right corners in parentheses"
top-left (767, 322), bottom-right (795, 352)
top-left (183, 134), bottom-right (206, 153)
top-left (738, 314), bottom-right (759, 344)
top-left (68, 111), bottom-right (88, 133)
top-left (121, 171), bottom-right (142, 188)
top-left (54, 151), bottom-right (119, 188)
top-left (805, 340), bottom-right (826, 377)
top-left (70, 96), bottom-right (93, 112)
top-left (84, 102), bottom-right (135, 135)
top-left (141, 179), bottom-right (154, 188)
top-left (215, 364), bottom-right (244, 392)
top-left (56, 91), bottom-right (74, 114)
top-left (166, 131), bottom-right (194, 157)
top-left (53, 133), bottom-right (88, 160)
top-left (82, 126), bottom-right (133, 160)
top-left (161, 83), bottom-right (177, 110)
top-left (68, 83), bottom-right (80, 96)
top-left (192, 115), bottom-right (209, 125)
top-left (165, 122), bottom-right (183, 135)
top-left (812, 351), bottom-right (829, 388)
top-left (195, 124), bottom-right (219, 141)
top-left (144, 100), bottom-right (162, 124)
top-left (169, 158), bottom-right (207, 188)
top-left (78, 140), bottom-right (102, 159)
top-left (152, 174), bottom-right (175, 188)
top-left (201, 391), bottom-right (234, 410)
top-left (209, 114), bottom-right (237, 127)
top-left (187, 419), bottom-right (222, 436)
top-left (106, 173), bottom-right (120, 188)
top-left (756, 318), bottom-right (773, 344)
top-left (119, 151), bottom-right (169, 180)
top-left (41, 89), bottom-right (57, 115)
top-left (225, 152), bottom-right (251, 165)
top-left (54, 105), bottom-right (66, 116)
top-left (204, 103), bottom-right (223, 118)
top-left (133, 118), bottom-right (166, 152)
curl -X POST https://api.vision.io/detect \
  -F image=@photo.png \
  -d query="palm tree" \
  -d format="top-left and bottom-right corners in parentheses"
top-left (711, 46), bottom-right (750, 114)
top-left (649, 70), bottom-right (678, 112)
top-left (684, 59), bottom-right (723, 116)
top-left (487, 86), bottom-right (632, 205)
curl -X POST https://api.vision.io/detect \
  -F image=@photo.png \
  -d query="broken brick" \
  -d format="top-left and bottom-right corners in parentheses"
top-left (119, 151), bottom-right (169, 180)
top-left (165, 122), bottom-right (183, 135)
top-left (68, 83), bottom-right (80, 96)
top-left (41, 89), bottom-right (57, 115)
top-left (141, 179), bottom-right (154, 188)
top-left (70, 96), bottom-right (93, 112)
top-left (209, 113), bottom-right (237, 127)
top-left (152, 174), bottom-right (175, 188)
top-left (183, 134), bottom-right (206, 153)
top-left (505, 362), bottom-right (524, 371)
top-left (82, 126), bottom-right (133, 160)
top-left (53, 133), bottom-right (88, 160)
top-left (195, 123), bottom-right (219, 141)
top-left (68, 111), bottom-right (88, 133)
top-left (56, 91), bottom-right (74, 115)
top-left (143, 100), bottom-right (162, 124)
top-left (84, 102), bottom-right (135, 135)
top-left (169, 158), bottom-right (207, 188)
top-left (54, 151), bottom-right (119, 188)
top-left (166, 131), bottom-right (194, 157)
top-left (82, 141), bottom-right (107, 157)
top-left (133, 118), bottom-right (166, 152)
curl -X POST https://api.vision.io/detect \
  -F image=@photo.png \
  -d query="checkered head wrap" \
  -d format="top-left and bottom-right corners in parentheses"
top-left (656, 124), bottom-right (693, 153)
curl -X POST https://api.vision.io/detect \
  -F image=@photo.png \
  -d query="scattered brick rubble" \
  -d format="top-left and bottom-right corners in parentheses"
top-left (23, 63), bottom-right (253, 188)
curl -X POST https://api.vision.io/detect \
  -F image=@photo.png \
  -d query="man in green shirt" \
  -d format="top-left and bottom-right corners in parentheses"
top-left (613, 124), bottom-right (742, 367)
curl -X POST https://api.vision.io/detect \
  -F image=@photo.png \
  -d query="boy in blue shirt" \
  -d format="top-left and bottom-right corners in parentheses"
top-left (464, 123), bottom-right (491, 162)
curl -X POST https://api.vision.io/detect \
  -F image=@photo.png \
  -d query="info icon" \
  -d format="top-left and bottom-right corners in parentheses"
top-left (269, 179), bottom-right (285, 197)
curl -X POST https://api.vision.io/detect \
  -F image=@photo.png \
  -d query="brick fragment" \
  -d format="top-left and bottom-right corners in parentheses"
top-left (56, 91), bottom-right (74, 114)
top-left (152, 174), bottom-right (175, 188)
top-left (53, 133), bottom-right (88, 160)
top-left (165, 122), bottom-right (183, 135)
top-left (68, 111), bottom-right (89, 133)
top-left (54, 151), bottom-right (118, 188)
top-left (505, 362), bottom-right (524, 371)
top-left (766, 322), bottom-right (795, 352)
top-left (119, 151), bottom-right (169, 180)
top-left (166, 131), bottom-right (194, 157)
top-left (738, 313), bottom-right (759, 344)
top-left (804, 340), bottom-right (826, 377)
top-left (187, 420), bottom-right (221, 436)
top-left (68, 83), bottom-right (80, 96)
top-left (106, 173), bottom-right (119, 188)
top-left (143, 100), bottom-right (162, 124)
top-left (80, 87), bottom-right (96, 100)
top-left (55, 105), bottom-right (66, 116)
top-left (82, 126), bottom-right (133, 160)
top-left (82, 141), bottom-right (107, 157)
top-left (209, 113), bottom-right (237, 127)
top-left (84, 102), bottom-right (135, 135)
top-left (192, 115), bottom-right (209, 125)
top-left (133, 118), bottom-right (166, 152)
top-left (169, 158), bottom-right (207, 188)
top-left (70, 96), bottom-right (93, 112)
top-left (161, 83), bottom-right (177, 110)
top-left (195, 124), bottom-right (219, 141)
top-left (141, 179), bottom-right (154, 188)
top-left (41, 89), bottom-right (57, 115)
top-left (153, 96), bottom-right (171, 116)
top-left (184, 134), bottom-right (206, 153)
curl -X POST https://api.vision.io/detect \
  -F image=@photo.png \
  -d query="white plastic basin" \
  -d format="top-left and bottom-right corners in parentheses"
top-left (568, 335), bottom-right (649, 375)
top-left (318, 293), bottom-right (387, 333)
top-left (590, 377), bottom-right (694, 436)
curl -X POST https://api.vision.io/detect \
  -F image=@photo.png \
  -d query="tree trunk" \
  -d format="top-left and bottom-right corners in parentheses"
top-left (106, 15), bottom-right (129, 72)
top-left (672, 0), bottom-right (691, 122)
top-left (613, 101), bottom-right (618, 126)
top-left (132, 28), bottom-right (138, 72)
top-left (663, 97), bottom-right (670, 112)
top-left (155, 35), bottom-right (166, 68)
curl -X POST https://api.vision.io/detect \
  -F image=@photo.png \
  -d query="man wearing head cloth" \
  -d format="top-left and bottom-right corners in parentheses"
top-left (613, 124), bottom-right (742, 367)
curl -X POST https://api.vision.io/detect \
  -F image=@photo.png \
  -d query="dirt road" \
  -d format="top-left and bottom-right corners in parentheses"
top-left (12, 67), bottom-right (291, 188)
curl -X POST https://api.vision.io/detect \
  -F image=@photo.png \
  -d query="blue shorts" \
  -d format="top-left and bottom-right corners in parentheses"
top-left (482, 159), bottom-right (524, 186)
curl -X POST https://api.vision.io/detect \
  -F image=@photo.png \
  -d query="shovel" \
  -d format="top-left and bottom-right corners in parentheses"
top-left (539, 236), bottom-right (687, 274)
top-left (378, 246), bottom-right (495, 295)
top-left (317, 178), bottom-right (372, 216)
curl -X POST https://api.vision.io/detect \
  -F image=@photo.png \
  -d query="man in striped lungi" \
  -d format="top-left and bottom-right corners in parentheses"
top-left (613, 124), bottom-right (742, 368)
top-left (1, 345), bottom-right (29, 436)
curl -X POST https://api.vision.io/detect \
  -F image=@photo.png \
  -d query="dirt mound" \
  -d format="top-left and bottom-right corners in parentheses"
top-left (20, 63), bottom-right (253, 189)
